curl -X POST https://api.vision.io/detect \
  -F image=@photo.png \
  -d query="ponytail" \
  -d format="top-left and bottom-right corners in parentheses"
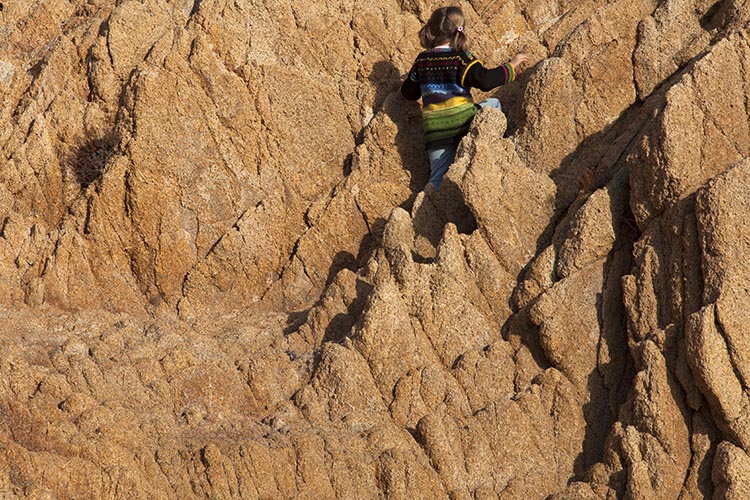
top-left (452, 27), bottom-right (469, 52)
top-left (419, 6), bottom-right (469, 51)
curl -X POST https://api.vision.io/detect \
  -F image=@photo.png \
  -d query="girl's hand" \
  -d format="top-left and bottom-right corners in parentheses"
top-left (510, 53), bottom-right (529, 70)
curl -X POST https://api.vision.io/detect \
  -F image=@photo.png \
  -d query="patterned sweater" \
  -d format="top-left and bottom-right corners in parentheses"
top-left (401, 48), bottom-right (516, 148)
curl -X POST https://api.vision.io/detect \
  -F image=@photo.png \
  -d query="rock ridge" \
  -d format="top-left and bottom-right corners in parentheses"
top-left (1, 0), bottom-right (750, 498)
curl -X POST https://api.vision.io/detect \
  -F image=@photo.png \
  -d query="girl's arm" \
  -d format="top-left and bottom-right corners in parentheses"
top-left (401, 70), bottom-right (421, 101)
top-left (462, 53), bottom-right (528, 91)
top-left (463, 62), bottom-right (515, 91)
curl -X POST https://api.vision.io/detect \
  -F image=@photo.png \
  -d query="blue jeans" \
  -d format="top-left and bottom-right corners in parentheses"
top-left (427, 98), bottom-right (501, 189)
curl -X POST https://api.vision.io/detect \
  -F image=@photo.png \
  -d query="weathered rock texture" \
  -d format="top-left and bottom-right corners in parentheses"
top-left (1, 0), bottom-right (750, 498)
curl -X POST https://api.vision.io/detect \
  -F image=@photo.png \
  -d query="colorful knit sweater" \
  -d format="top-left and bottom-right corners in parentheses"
top-left (401, 48), bottom-right (516, 148)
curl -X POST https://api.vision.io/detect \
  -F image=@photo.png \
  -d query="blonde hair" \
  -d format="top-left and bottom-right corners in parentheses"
top-left (419, 6), bottom-right (469, 51)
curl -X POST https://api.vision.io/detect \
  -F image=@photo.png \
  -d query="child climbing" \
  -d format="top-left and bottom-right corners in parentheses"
top-left (401, 6), bottom-right (528, 189)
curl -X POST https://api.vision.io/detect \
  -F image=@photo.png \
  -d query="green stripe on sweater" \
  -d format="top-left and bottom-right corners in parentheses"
top-left (422, 102), bottom-right (476, 143)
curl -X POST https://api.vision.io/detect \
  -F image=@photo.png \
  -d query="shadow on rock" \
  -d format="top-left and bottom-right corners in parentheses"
top-left (323, 278), bottom-right (374, 344)
top-left (371, 60), bottom-right (430, 196)
top-left (70, 132), bottom-right (118, 188)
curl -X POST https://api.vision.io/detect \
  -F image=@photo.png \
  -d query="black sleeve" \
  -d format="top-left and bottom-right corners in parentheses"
top-left (463, 62), bottom-right (515, 91)
top-left (400, 71), bottom-right (421, 100)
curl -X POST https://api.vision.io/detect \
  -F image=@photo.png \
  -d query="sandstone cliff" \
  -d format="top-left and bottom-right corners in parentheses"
top-left (1, 0), bottom-right (750, 498)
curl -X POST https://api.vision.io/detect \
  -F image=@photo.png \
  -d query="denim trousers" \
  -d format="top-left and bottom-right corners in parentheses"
top-left (427, 98), bottom-right (501, 189)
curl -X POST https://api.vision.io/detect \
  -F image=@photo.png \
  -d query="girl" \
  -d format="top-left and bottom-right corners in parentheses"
top-left (401, 6), bottom-right (528, 189)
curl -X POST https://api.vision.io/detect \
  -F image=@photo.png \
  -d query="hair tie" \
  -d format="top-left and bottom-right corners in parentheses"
top-left (456, 26), bottom-right (464, 33)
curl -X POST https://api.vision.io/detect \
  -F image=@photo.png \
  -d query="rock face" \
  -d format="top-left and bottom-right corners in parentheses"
top-left (1, 0), bottom-right (750, 498)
